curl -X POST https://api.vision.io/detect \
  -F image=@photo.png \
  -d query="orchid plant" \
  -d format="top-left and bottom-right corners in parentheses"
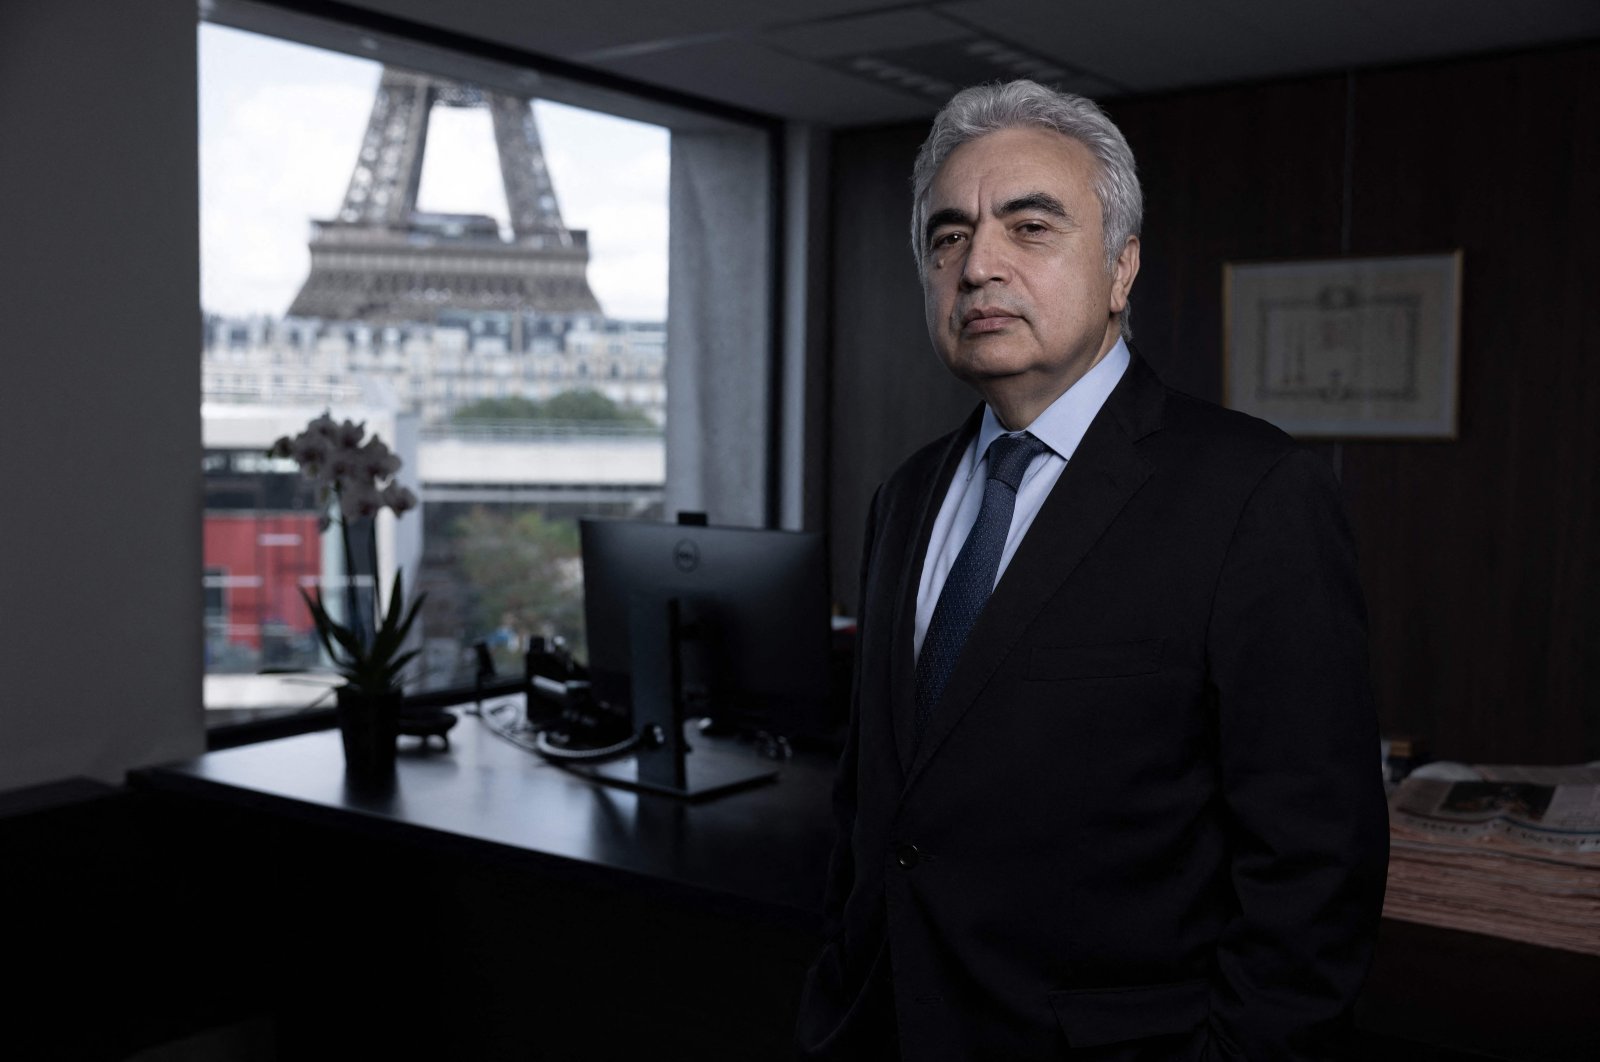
top-left (269, 413), bottom-right (424, 696)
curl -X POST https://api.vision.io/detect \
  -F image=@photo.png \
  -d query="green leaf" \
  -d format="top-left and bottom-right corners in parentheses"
top-left (391, 592), bottom-right (427, 646)
top-left (378, 648), bottom-right (422, 685)
top-left (325, 619), bottom-right (366, 661)
top-left (303, 567), bottom-right (426, 695)
top-left (370, 586), bottom-right (427, 664)
top-left (299, 588), bottom-right (345, 665)
top-left (382, 569), bottom-right (406, 633)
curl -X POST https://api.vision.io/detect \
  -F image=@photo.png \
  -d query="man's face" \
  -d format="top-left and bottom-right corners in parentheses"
top-left (921, 126), bottom-right (1138, 420)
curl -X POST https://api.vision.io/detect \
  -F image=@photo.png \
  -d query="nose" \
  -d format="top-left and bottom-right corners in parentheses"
top-left (959, 221), bottom-right (1008, 289)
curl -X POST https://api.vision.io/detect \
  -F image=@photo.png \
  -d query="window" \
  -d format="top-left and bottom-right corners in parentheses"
top-left (198, 4), bottom-right (761, 724)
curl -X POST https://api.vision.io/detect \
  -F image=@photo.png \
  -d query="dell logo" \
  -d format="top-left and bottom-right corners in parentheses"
top-left (673, 539), bottom-right (700, 573)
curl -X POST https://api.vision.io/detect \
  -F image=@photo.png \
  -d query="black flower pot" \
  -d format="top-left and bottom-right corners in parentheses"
top-left (335, 686), bottom-right (402, 784)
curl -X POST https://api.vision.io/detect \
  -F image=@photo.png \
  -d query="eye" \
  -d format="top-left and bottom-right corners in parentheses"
top-left (930, 230), bottom-right (965, 251)
top-left (1016, 220), bottom-right (1049, 236)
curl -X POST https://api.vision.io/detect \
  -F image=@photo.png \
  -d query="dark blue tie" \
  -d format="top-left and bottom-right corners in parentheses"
top-left (914, 432), bottom-right (1049, 741)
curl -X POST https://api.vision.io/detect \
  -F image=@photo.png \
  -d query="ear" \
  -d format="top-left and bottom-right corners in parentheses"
top-left (1108, 235), bottom-right (1140, 314)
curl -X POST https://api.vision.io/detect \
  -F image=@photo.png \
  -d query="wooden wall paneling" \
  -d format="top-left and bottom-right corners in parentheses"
top-left (1340, 45), bottom-right (1600, 762)
top-left (827, 123), bottom-right (975, 612)
top-left (1107, 76), bottom-right (1349, 403)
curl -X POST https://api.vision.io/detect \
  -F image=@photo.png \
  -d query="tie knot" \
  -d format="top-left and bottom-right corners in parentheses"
top-left (985, 432), bottom-right (1047, 491)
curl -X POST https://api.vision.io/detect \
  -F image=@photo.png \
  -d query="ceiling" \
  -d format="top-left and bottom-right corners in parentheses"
top-left (350, 0), bottom-right (1600, 124)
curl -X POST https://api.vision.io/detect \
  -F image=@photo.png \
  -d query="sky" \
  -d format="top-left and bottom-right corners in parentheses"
top-left (199, 23), bottom-right (670, 322)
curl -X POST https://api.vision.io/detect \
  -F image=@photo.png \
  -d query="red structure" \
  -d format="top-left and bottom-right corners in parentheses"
top-left (203, 513), bottom-right (322, 651)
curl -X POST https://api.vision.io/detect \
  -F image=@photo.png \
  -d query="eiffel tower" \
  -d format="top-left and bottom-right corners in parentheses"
top-left (288, 67), bottom-right (601, 323)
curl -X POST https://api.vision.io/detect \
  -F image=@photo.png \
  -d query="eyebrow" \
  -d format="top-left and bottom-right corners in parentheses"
top-left (923, 192), bottom-right (1074, 245)
top-left (999, 192), bottom-right (1072, 222)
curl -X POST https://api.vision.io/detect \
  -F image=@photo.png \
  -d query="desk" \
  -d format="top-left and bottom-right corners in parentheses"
top-left (130, 704), bottom-right (838, 1060)
top-left (130, 707), bottom-right (1600, 1062)
top-left (137, 700), bottom-right (837, 931)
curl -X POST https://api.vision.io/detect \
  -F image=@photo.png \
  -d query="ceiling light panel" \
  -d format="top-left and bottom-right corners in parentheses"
top-left (587, 36), bottom-right (938, 124)
top-left (760, 7), bottom-right (969, 58)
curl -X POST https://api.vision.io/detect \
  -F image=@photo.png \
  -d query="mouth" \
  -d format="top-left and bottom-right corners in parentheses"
top-left (960, 307), bottom-right (1020, 334)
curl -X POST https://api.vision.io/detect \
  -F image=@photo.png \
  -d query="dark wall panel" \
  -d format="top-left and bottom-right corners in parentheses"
top-left (826, 42), bottom-right (1600, 764)
top-left (828, 123), bottom-right (976, 610)
top-left (1337, 47), bottom-right (1600, 763)
top-left (1108, 76), bottom-right (1350, 401)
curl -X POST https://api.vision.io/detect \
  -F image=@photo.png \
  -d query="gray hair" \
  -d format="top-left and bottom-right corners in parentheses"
top-left (910, 80), bottom-right (1143, 338)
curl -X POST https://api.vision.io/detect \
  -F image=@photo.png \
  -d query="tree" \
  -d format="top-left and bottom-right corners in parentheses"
top-left (452, 389), bottom-right (653, 428)
top-left (451, 507), bottom-right (586, 664)
top-left (451, 396), bottom-right (543, 422)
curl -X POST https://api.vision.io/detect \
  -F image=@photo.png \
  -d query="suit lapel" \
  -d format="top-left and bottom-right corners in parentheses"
top-left (902, 354), bottom-right (1167, 793)
top-left (889, 405), bottom-right (983, 773)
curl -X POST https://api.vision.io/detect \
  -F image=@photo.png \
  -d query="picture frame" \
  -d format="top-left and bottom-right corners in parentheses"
top-left (1222, 251), bottom-right (1463, 439)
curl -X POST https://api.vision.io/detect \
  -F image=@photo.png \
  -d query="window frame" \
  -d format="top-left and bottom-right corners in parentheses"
top-left (200, 0), bottom-right (789, 749)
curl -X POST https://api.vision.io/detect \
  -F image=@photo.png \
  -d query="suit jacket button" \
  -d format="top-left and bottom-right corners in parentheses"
top-left (895, 843), bottom-right (921, 869)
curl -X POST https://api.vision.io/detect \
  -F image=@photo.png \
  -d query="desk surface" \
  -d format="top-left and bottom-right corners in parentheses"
top-left (132, 704), bottom-right (1600, 1060)
top-left (133, 699), bottom-right (839, 931)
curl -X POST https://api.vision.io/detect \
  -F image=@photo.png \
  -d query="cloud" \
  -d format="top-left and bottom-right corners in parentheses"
top-left (201, 31), bottom-right (670, 323)
top-left (201, 81), bottom-right (376, 315)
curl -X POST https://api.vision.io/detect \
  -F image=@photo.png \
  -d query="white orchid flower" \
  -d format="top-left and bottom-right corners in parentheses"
top-left (307, 412), bottom-right (340, 440)
top-left (339, 480), bottom-right (386, 521)
top-left (360, 436), bottom-right (402, 479)
top-left (290, 431), bottom-right (333, 478)
top-left (336, 418), bottom-right (367, 449)
top-left (382, 482), bottom-right (418, 515)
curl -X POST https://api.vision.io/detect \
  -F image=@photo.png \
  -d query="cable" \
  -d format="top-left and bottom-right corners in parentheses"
top-left (475, 693), bottom-right (662, 766)
top-left (532, 725), bottom-right (656, 764)
top-left (476, 696), bottom-right (548, 754)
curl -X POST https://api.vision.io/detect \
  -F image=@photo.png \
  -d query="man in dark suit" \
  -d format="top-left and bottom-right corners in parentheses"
top-left (796, 80), bottom-right (1389, 1060)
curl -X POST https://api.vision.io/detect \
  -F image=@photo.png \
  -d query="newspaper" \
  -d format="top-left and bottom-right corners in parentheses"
top-left (1384, 763), bottom-right (1600, 956)
top-left (1383, 853), bottom-right (1600, 955)
top-left (1388, 763), bottom-right (1600, 860)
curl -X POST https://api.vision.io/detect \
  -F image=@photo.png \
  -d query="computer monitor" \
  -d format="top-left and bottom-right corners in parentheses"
top-left (579, 518), bottom-right (834, 746)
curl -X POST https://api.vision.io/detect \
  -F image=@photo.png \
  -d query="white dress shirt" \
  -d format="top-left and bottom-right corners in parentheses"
top-left (913, 339), bottom-right (1131, 659)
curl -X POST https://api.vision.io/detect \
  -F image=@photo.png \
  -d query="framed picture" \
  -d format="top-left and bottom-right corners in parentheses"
top-left (1223, 252), bottom-right (1463, 439)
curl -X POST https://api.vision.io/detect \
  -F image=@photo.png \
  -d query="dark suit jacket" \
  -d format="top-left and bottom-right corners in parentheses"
top-left (797, 353), bottom-right (1390, 1061)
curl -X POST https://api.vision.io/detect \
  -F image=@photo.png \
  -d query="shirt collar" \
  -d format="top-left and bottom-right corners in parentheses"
top-left (970, 337), bottom-right (1131, 480)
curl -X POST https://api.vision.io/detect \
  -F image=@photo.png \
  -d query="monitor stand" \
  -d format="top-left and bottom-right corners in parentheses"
top-left (574, 597), bottom-right (778, 802)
